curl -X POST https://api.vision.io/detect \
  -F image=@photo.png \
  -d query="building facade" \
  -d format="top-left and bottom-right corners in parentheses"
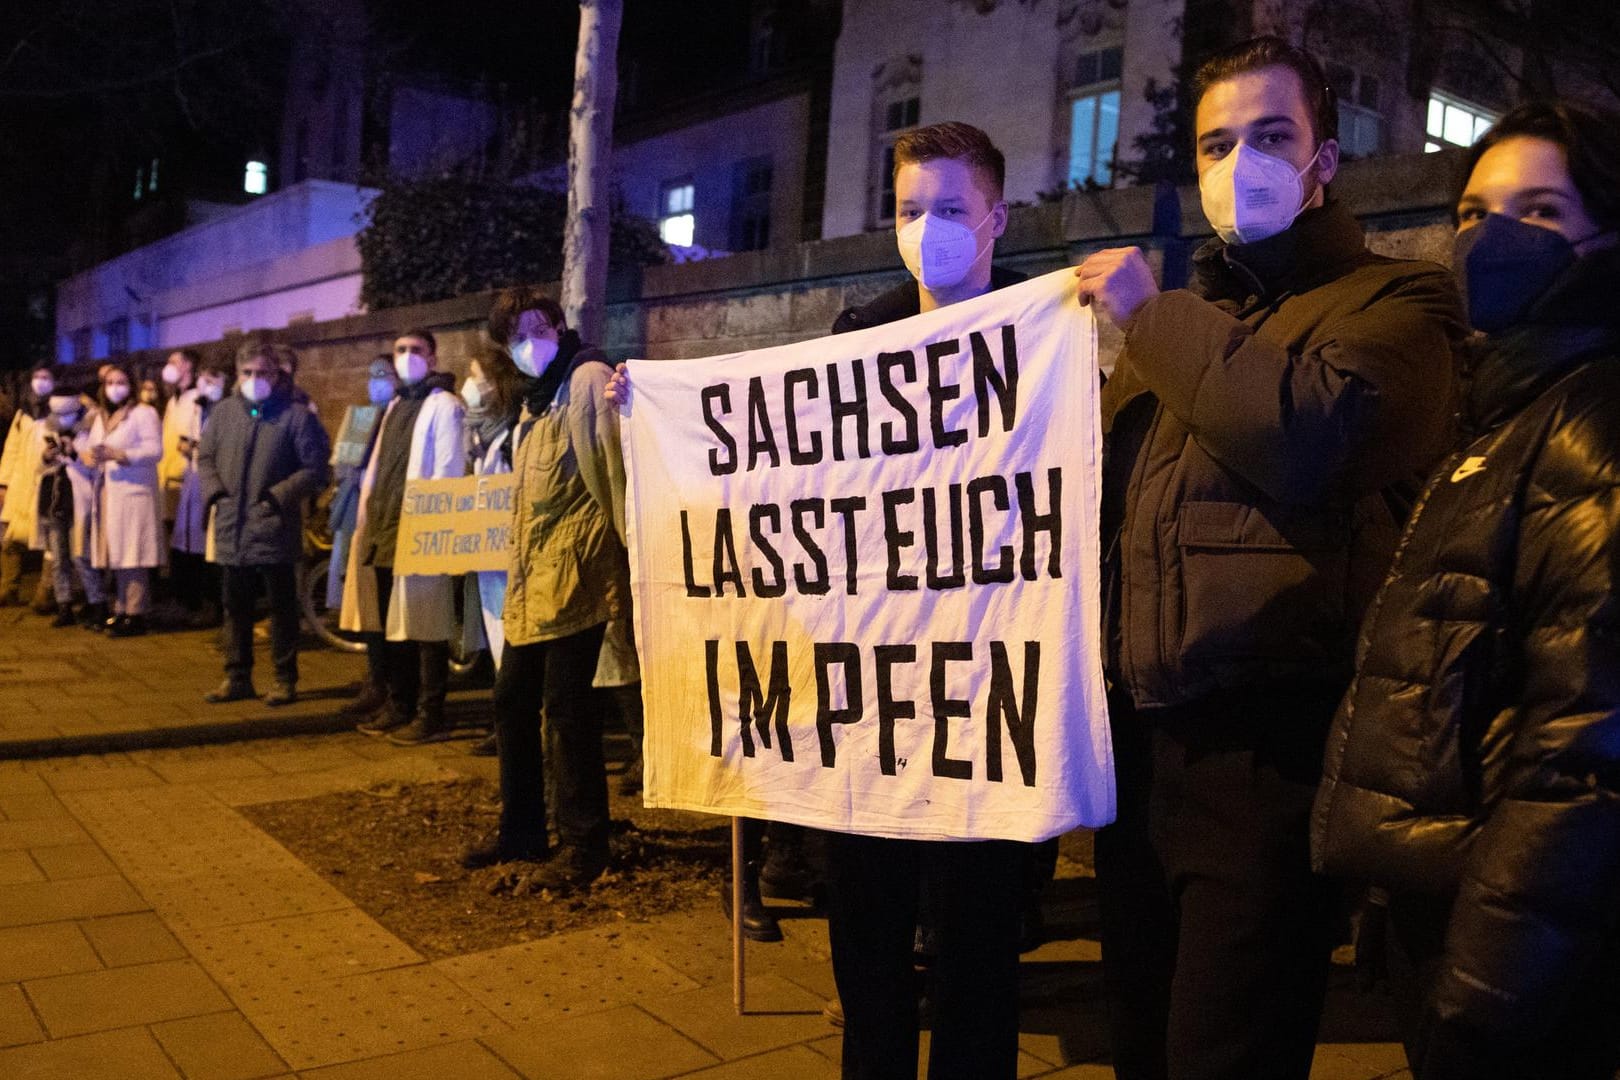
top-left (819, 0), bottom-right (1600, 239)
top-left (55, 180), bottom-right (377, 363)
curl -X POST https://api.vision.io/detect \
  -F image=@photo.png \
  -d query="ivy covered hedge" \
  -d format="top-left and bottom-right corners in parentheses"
top-left (357, 177), bottom-right (667, 311)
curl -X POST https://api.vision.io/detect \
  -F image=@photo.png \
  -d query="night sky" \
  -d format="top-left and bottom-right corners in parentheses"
top-left (0, 0), bottom-right (773, 371)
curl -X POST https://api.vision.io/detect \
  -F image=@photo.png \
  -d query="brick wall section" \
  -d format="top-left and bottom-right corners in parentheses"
top-left (103, 149), bottom-right (1466, 429)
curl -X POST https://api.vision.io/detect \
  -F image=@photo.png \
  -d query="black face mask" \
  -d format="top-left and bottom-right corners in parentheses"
top-left (1453, 213), bottom-right (1604, 334)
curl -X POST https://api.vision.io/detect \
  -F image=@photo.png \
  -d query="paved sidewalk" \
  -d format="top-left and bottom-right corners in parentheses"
top-left (0, 603), bottom-right (490, 758)
top-left (0, 731), bottom-right (1414, 1079)
top-left (0, 596), bottom-right (1414, 1079)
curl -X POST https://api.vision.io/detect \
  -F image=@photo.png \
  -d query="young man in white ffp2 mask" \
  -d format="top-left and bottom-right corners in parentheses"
top-left (1073, 35), bottom-right (1465, 1080)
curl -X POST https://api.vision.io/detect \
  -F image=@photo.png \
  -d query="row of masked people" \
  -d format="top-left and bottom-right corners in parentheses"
top-left (319, 301), bottom-right (643, 892)
top-left (0, 347), bottom-right (314, 634)
top-left (599, 42), bottom-right (1620, 1080)
top-left (0, 348), bottom-right (332, 706)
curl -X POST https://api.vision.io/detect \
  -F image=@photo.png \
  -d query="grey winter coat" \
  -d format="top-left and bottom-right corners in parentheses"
top-left (198, 385), bottom-right (331, 566)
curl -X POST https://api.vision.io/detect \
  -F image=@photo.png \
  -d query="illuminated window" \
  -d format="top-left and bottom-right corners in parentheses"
top-left (659, 180), bottom-right (695, 246)
top-left (133, 167), bottom-right (144, 201)
top-left (244, 160), bottom-right (268, 195)
top-left (1067, 47), bottom-right (1123, 187)
top-left (1426, 92), bottom-right (1497, 153)
top-left (149, 158), bottom-right (159, 193)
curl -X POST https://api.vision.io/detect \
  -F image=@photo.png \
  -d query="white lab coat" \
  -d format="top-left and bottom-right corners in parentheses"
top-left (89, 403), bottom-right (164, 570)
top-left (0, 410), bottom-right (43, 547)
top-left (339, 387), bottom-right (465, 641)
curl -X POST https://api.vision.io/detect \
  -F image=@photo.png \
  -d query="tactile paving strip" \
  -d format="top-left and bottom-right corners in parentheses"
top-left (244, 963), bottom-right (509, 1071)
top-left (56, 785), bottom-right (350, 930)
top-left (432, 932), bottom-right (700, 1026)
top-left (179, 908), bottom-right (422, 1005)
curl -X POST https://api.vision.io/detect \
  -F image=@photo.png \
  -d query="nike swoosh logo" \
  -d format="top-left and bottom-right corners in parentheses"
top-left (1451, 456), bottom-right (1487, 482)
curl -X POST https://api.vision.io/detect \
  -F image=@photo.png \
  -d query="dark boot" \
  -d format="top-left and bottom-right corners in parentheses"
top-left (389, 641), bottom-right (452, 745)
top-left (341, 680), bottom-right (389, 718)
top-left (460, 831), bottom-right (548, 870)
top-left (78, 601), bottom-right (107, 629)
top-left (759, 824), bottom-right (819, 901)
top-left (720, 860), bottom-right (783, 942)
top-left (532, 843), bottom-right (610, 891)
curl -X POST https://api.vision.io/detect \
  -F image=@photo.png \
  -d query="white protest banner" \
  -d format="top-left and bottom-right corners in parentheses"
top-left (622, 268), bottom-right (1113, 842)
top-left (391, 474), bottom-right (516, 575)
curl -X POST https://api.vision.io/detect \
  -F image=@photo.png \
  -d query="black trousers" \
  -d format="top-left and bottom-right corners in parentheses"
top-left (1386, 893), bottom-right (1620, 1080)
top-left (221, 563), bottom-right (299, 687)
top-left (371, 566), bottom-right (449, 722)
top-left (825, 832), bottom-right (1024, 1080)
top-left (492, 624), bottom-right (608, 851)
top-left (169, 549), bottom-right (217, 612)
top-left (1095, 693), bottom-right (1341, 1080)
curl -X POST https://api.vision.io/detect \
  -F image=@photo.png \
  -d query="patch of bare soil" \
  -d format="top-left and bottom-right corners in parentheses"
top-left (242, 777), bottom-right (729, 958)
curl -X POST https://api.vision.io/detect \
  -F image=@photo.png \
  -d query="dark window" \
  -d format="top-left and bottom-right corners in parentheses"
top-left (730, 155), bottom-right (775, 251)
top-left (885, 96), bottom-right (920, 132)
top-left (1075, 47), bottom-right (1123, 88)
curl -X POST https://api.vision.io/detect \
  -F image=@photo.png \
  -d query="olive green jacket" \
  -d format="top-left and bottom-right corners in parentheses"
top-left (502, 344), bottom-right (630, 649)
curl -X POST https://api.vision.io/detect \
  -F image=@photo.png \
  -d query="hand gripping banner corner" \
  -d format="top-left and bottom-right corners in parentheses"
top-left (620, 268), bottom-right (1114, 842)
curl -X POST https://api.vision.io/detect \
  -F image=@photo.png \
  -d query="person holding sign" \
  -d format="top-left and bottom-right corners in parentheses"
top-left (341, 330), bottom-right (466, 744)
top-left (607, 119), bottom-right (1040, 1080)
top-left (197, 344), bottom-right (330, 705)
top-left (459, 289), bottom-right (629, 889)
top-left (1074, 37), bottom-right (1464, 1080)
top-left (458, 342), bottom-right (524, 757)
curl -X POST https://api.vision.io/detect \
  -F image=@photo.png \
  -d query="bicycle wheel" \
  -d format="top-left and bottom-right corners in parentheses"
top-left (301, 555), bottom-right (366, 653)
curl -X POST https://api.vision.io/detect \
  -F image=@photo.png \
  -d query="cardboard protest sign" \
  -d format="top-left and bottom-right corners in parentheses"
top-left (331, 404), bottom-right (381, 468)
top-left (391, 474), bottom-right (516, 575)
top-left (622, 268), bottom-right (1114, 843)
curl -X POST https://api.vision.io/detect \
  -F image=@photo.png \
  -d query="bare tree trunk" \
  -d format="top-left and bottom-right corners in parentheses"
top-left (562, 0), bottom-right (621, 345)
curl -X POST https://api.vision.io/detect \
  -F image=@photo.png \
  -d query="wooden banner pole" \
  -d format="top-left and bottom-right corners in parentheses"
top-left (732, 816), bottom-right (746, 1015)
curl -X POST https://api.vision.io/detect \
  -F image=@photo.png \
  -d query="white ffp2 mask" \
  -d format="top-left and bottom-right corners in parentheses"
top-left (511, 338), bottom-right (559, 379)
top-left (1199, 142), bottom-right (1322, 245)
top-left (897, 210), bottom-right (993, 291)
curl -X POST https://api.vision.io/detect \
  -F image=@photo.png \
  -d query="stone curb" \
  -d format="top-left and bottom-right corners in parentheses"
top-left (0, 709), bottom-right (361, 761)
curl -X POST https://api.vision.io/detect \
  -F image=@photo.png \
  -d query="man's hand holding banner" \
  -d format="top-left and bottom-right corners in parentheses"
top-left (621, 268), bottom-right (1114, 842)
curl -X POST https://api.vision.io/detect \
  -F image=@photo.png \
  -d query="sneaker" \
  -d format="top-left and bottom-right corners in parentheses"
top-left (387, 716), bottom-right (453, 746)
top-left (531, 844), bottom-right (609, 891)
top-left (31, 595), bottom-right (57, 617)
top-left (50, 608), bottom-right (77, 628)
top-left (264, 683), bottom-right (297, 707)
top-left (460, 834), bottom-right (549, 870)
top-left (467, 731), bottom-right (498, 757)
top-left (356, 711), bottom-right (411, 737)
top-left (205, 679), bottom-right (257, 704)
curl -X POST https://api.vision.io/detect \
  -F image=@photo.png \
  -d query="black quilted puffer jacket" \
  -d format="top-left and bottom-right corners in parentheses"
top-left (1312, 249), bottom-right (1620, 1041)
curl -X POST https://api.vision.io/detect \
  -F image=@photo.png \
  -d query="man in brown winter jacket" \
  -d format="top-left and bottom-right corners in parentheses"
top-left (1073, 36), bottom-right (1465, 1080)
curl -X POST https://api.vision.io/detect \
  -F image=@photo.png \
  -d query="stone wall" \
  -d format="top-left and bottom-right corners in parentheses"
top-left (105, 148), bottom-right (1465, 429)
